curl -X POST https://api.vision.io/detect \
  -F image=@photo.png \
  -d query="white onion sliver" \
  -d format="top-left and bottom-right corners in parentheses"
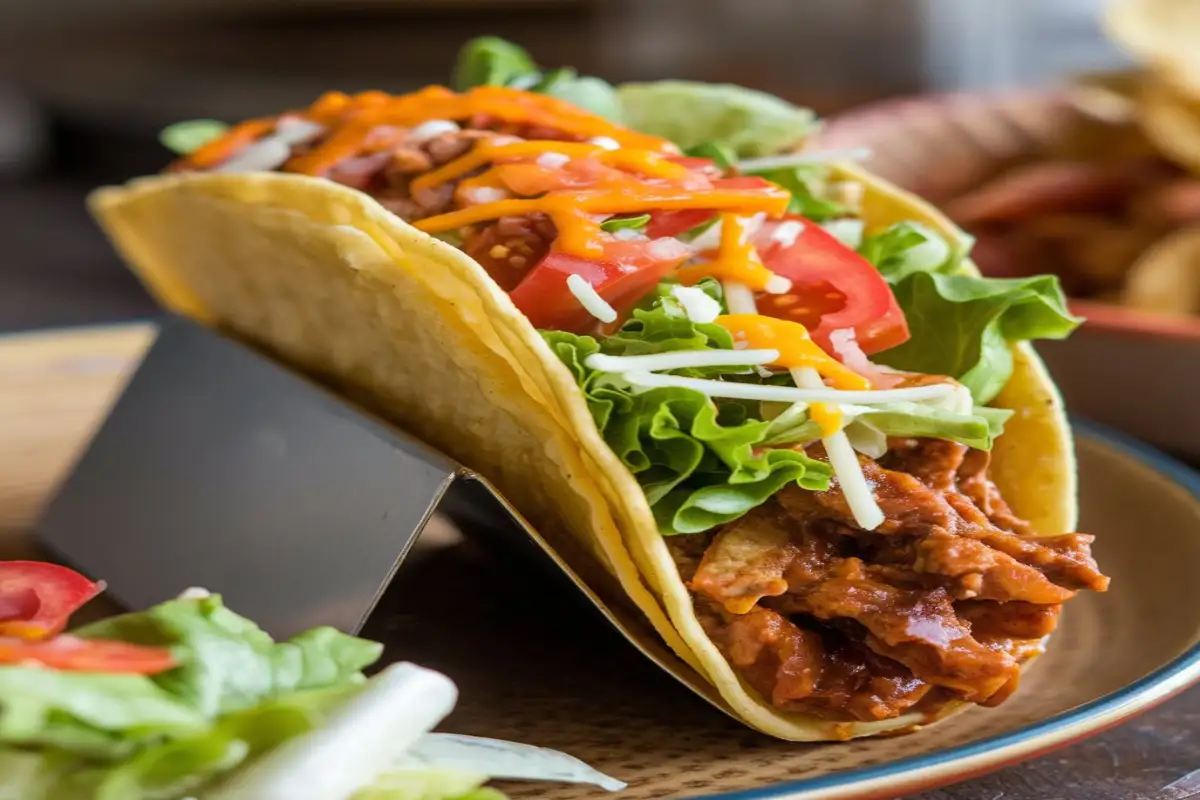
top-left (622, 371), bottom-right (956, 404)
top-left (764, 275), bottom-right (793, 295)
top-left (588, 136), bottom-right (621, 150)
top-left (586, 349), bottom-right (779, 374)
top-left (566, 275), bottom-right (618, 324)
top-left (214, 138), bottom-right (292, 173)
top-left (536, 152), bottom-right (571, 169)
top-left (408, 119), bottom-right (460, 143)
top-left (770, 220), bottom-right (806, 248)
top-left (274, 117), bottom-right (326, 146)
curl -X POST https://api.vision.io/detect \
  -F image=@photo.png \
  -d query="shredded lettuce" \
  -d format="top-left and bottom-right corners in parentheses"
top-left (859, 224), bottom-right (1081, 404)
top-left (75, 595), bottom-right (382, 719)
top-left (599, 214), bottom-right (650, 234)
top-left (451, 37), bottom-right (621, 121)
top-left (0, 596), bottom-right (384, 800)
top-left (761, 401), bottom-right (1013, 451)
top-left (543, 298), bottom-right (832, 535)
top-left (450, 36), bottom-right (537, 92)
top-left (616, 81), bottom-right (818, 157)
top-left (744, 162), bottom-right (850, 222)
top-left (158, 120), bottom-right (230, 156)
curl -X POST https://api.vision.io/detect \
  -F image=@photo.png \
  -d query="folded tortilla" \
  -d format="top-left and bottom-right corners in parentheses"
top-left (90, 141), bottom-right (1081, 742)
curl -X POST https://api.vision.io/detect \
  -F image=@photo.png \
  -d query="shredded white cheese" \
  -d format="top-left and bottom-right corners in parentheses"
top-left (565, 274), bottom-right (618, 324)
top-left (723, 281), bottom-right (759, 315)
top-left (763, 275), bottom-right (793, 295)
top-left (670, 285), bottom-right (722, 323)
top-left (536, 152), bottom-right (571, 169)
top-left (791, 366), bottom-right (884, 530)
top-left (586, 349), bottom-right (778, 374)
top-left (622, 371), bottom-right (956, 404)
top-left (588, 136), bottom-right (621, 151)
top-left (408, 119), bottom-right (460, 143)
top-left (646, 238), bottom-right (690, 261)
top-left (463, 186), bottom-right (509, 204)
top-left (612, 227), bottom-right (647, 242)
top-left (735, 147), bottom-right (873, 172)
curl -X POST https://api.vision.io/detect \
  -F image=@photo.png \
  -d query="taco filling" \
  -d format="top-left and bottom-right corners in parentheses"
top-left (147, 40), bottom-right (1110, 725)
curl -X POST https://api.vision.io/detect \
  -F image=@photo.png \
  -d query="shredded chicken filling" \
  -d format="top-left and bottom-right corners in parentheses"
top-left (667, 437), bottom-right (1109, 722)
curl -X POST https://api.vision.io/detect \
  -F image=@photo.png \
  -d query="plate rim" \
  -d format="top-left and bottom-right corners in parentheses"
top-left (695, 418), bottom-right (1200, 800)
top-left (3, 322), bottom-right (1199, 799)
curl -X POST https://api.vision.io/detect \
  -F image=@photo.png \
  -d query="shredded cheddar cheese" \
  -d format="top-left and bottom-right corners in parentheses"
top-left (714, 314), bottom-right (870, 391)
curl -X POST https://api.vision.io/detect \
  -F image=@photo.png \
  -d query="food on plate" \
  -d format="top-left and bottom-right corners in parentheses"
top-left (88, 37), bottom-right (1109, 741)
top-left (0, 560), bottom-right (624, 799)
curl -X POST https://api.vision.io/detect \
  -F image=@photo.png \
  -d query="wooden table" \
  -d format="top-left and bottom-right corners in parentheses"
top-left (1, 178), bottom-right (1197, 800)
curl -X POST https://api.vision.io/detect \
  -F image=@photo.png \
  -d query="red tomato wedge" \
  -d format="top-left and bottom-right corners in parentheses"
top-left (644, 177), bottom-right (779, 239)
top-left (752, 217), bottom-right (910, 355)
top-left (0, 561), bottom-right (104, 641)
top-left (510, 238), bottom-right (690, 333)
top-left (0, 634), bottom-right (177, 674)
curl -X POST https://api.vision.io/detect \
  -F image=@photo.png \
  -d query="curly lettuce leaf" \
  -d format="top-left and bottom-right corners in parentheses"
top-left (451, 38), bottom-right (620, 121)
top-left (873, 272), bottom-right (1081, 404)
top-left (858, 223), bottom-right (1080, 403)
top-left (762, 401), bottom-right (1012, 451)
top-left (543, 300), bottom-right (831, 535)
top-left (617, 81), bottom-right (817, 157)
top-left (451, 36), bottom-right (538, 91)
top-left (745, 162), bottom-right (849, 221)
top-left (0, 668), bottom-right (206, 759)
top-left (75, 595), bottom-right (382, 719)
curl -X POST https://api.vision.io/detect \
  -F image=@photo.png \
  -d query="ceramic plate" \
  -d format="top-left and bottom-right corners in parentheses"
top-left (1, 322), bottom-right (1199, 800)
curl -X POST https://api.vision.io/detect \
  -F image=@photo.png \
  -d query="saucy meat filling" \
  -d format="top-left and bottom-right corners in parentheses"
top-left (667, 437), bottom-right (1109, 722)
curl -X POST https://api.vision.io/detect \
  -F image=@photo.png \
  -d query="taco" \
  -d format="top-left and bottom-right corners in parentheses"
top-left (88, 39), bottom-right (1109, 741)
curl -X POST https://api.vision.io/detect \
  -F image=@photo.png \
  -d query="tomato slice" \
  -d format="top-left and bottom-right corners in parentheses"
top-left (0, 634), bottom-right (177, 674)
top-left (644, 177), bottom-right (779, 239)
top-left (0, 561), bottom-right (104, 641)
top-left (510, 238), bottom-right (690, 333)
top-left (752, 217), bottom-right (910, 355)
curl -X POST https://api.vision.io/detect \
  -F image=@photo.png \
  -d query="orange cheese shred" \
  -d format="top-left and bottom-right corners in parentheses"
top-left (714, 314), bottom-right (870, 391)
top-left (676, 213), bottom-right (783, 291)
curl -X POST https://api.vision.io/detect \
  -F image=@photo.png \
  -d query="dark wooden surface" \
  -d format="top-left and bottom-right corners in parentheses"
top-left (1, 175), bottom-right (1197, 800)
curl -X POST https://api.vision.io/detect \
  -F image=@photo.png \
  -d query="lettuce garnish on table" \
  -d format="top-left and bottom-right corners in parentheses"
top-left (0, 564), bottom-right (624, 800)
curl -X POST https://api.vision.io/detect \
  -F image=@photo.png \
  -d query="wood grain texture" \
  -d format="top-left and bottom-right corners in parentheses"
top-left (1, 322), bottom-right (1199, 800)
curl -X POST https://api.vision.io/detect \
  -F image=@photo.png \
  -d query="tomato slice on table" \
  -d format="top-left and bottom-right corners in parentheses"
top-left (0, 561), bottom-right (104, 641)
top-left (510, 238), bottom-right (690, 333)
top-left (0, 635), bottom-right (177, 674)
top-left (752, 217), bottom-right (910, 355)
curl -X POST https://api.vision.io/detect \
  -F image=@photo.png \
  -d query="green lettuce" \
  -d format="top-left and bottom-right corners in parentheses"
top-left (76, 595), bottom-right (382, 718)
top-left (744, 162), bottom-right (850, 221)
top-left (762, 401), bottom-right (1013, 451)
top-left (543, 299), bottom-right (831, 535)
top-left (451, 37), bottom-right (621, 121)
top-left (0, 596), bottom-right (384, 800)
top-left (616, 81), bottom-right (817, 157)
top-left (859, 224), bottom-right (1081, 403)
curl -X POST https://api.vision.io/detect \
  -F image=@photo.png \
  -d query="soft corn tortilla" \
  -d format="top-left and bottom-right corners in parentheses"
top-left (89, 164), bottom-right (1075, 741)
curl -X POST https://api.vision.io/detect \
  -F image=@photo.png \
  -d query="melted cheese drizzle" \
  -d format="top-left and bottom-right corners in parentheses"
top-left (676, 214), bottom-right (780, 291)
